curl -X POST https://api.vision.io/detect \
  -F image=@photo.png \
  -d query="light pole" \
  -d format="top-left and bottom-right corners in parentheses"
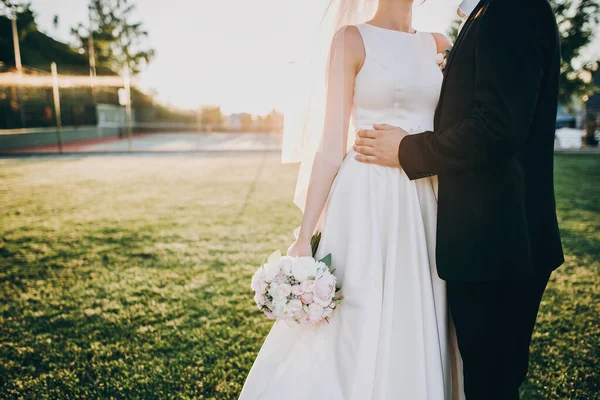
top-left (88, 5), bottom-right (97, 103)
top-left (51, 62), bottom-right (64, 153)
top-left (11, 12), bottom-right (22, 71)
top-left (123, 64), bottom-right (133, 152)
top-left (11, 6), bottom-right (26, 127)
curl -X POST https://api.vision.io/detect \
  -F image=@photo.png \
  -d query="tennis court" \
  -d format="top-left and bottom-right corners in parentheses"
top-left (2, 132), bottom-right (282, 154)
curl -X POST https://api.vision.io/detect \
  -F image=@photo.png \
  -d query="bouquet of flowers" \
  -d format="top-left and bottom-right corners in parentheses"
top-left (251, 233), bottom-right (343, 327)
top-left (436, 45), bottom-right (452, 72)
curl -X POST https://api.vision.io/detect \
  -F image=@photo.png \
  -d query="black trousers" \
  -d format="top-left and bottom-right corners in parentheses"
top-left (447, 270), bottom-right (552, 400)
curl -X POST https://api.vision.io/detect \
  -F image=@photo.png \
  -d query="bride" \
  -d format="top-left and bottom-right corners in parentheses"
top-left (240, 0), bottom-right (464, 398)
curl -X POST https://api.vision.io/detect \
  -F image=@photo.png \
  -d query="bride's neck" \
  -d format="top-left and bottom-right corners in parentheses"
top-left (370, 0), bottom-right (414, 33)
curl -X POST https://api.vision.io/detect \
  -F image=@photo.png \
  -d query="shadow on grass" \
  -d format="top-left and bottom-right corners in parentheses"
top-left (0, 219), bottom-right (270, 398)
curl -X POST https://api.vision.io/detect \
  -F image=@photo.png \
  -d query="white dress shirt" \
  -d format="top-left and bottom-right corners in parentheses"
top-left (458, 0), bottom-right (481, 18)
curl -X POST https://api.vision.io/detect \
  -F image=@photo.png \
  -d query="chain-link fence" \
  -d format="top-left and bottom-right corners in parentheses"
top-left (0, 63), bottom-right (211, 153)
top-left (0, 63), bottom-right (284, 154)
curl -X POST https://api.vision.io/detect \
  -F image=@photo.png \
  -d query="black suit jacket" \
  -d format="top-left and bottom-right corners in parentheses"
top-left (398, 0), bottom-right (564, 281)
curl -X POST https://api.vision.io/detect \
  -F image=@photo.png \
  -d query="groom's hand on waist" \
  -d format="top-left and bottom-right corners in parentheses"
top-left (354, 124), bottom-right (408, 168)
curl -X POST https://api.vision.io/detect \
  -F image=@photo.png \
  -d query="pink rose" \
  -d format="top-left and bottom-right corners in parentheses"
top-left (313, 276), bottom-right (336, 307)
top-left (264, 311), bottom-right (276, 320)
top-left (293, 311), bottom-right (305, 320)
top-left (299, 314), bottom-right (312, 326)
top-left (300, 293), bottom-right (313, 305)
top-left (308, 303), bottom-right (324, 322)
top-left (300, 280), bottom-right (315, 294)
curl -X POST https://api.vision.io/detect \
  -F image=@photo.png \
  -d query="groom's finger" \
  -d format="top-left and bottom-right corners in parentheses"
top-left (353, 145), bottom-right (376, 156)
top-left (357, 129), bottom-right (378, 139)
top-left (354, 154), bottom-right (377, 164)
top-left (373, 124), bottom-right (395, 130)
top-left (354, 137), bottom-right (375, 147)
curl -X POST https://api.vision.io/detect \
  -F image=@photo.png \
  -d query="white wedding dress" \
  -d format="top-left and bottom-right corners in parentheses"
top-left (240, 24), bottom-right (464, 400)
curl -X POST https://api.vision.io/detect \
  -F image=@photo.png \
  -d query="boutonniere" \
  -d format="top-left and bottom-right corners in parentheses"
top-left (436, 46), bottom-right (453, 72)
top-left (444, 46), bottom-right (453, 60)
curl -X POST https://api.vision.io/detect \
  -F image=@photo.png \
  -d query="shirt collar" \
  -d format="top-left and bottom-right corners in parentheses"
top-left (458, 0), bottom-right (481, 18)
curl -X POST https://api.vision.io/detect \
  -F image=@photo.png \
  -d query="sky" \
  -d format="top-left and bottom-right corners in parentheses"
top-left (25, 0), bottom-right (597, 115)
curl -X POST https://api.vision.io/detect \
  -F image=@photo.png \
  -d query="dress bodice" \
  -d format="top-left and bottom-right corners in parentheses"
top-left (349, 24), bottom-right (443, 147)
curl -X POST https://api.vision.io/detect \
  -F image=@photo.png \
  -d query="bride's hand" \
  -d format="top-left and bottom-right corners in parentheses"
top-left (287, 237), bottom-right (313, 257)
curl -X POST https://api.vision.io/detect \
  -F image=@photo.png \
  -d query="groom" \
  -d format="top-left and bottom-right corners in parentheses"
top-left (353, 0), bottom-right (564, 398)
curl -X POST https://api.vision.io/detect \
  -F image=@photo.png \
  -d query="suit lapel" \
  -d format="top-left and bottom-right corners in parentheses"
top-left (445, 3), bottom-right (485, 73)
top-left (434, 0), bottom-right (489, 125)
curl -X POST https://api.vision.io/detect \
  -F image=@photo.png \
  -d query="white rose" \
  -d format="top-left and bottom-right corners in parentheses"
top-left (254, 293), bottom-right (266, 307)
top-left (292, 257), bottom-right (318, 282)
top-left (281, 256), bottom-right (295, 276)
top-left (436, 53), bottom-right (445, 65)
top-left (268, 283), bottom-right (280, 298)
top-left (319, 270), bottom-right (337, 287)
top-left (287, 299), bottom-right (303, 314)
top-left (286, 318), bottom-right (300, 328)
top-left (251, 268), bottom-right (267, 294)
top-left (322, 306), bottom-right (333, 319)
top-left (291, 284), bottom-right (302, 296)
top-left (308, 303), bottom-right (324, 322)
top-left (276, 283), bottom-right (292, 299)
top-left (271, 297), bottom-right (287, 316)
top-left (264, 261), bottom-right (281, 283)
top-left (300, 280), bottom-right (316, 294)
top-left (314, 262), bottom-right (328, 279)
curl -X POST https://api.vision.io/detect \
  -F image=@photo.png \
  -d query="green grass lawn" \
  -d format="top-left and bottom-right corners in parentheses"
top-left (0, 154), bottom-right (598, 399)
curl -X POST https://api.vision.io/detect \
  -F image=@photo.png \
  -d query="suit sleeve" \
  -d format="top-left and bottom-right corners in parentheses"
top-left (398, 1), bottom-right (549, 180)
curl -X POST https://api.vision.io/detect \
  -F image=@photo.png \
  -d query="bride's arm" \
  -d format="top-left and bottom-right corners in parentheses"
top-left (288, 26), bottom-right (364, 257)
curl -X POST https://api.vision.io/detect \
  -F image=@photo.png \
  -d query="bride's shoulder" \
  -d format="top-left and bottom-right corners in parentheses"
top-left (330, 25), bottom-right (365, 61)
top-left (332, 25), bottom-right (364, 50)
top-left (429, 33), bottom-right (453, 54)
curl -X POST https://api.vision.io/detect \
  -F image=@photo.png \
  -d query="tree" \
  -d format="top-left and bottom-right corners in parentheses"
top-left (263, 109), bottom-right (284, 133)
top-left (551, 0), bottom-right (600, 106)
top-left (447, 18), bottom-right (462, 43)
top-left (200, 106), bottom-right (223, 128)
top-left (446, 1), bottom-right (600, 107)
top-left (240, 113), bottom-right (254, 131)
top-left (0, 0), bottom-right (16, 13)
top-left (0, 1), bottom-right (37, 42)
top-left (71, 0), bottom-right (155, 75)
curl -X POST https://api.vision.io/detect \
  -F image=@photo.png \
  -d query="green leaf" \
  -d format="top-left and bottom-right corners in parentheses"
top-left (311, 232), bottom-right (322, 257)
top-left (333, 296), bottom-right (344, 303)
top-left (319, 253), bottom-right (332, 267)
